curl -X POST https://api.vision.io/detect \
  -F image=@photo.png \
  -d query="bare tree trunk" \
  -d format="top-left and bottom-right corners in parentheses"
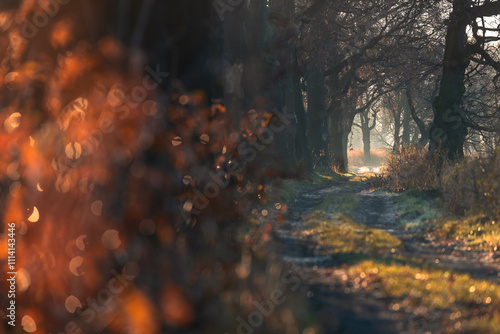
top-left (406, 86), bottom-right (429, 146)
top-left (401, 102), bottom-right (411, 146)
top-left (429, 0), bottom-right (469, 160)
top-left (359, 110), bottom-right (377, 166)
top-left (393, 107), bottom-right (402, 150)
top-left (362, 125), bottom-right (371, 165)
top-left (342, 125), bottom-right (349, 171)
top-left (307, 65), bottom-right (329, 167)
top-left (275, 0), bottom-right (312, 172)
top-left (292, 68), bottom-right (313, 171)
top-left (343, 111), bottom-right (357, 171)
top-left (329, 106), bottom-right (346, 172)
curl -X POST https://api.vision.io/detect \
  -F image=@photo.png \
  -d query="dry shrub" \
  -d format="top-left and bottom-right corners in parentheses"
top-left (440, 160), bottom-right (477, 215)
top-left (367, 173), bottom-right (388, 189)
top-left (348, 147), bottom-right (388, 167)
top-left (382, 144), bottom-right (500, 220)
top-left (441, 148), bottom-right (500, 217)
top-left (383, 146), bottom-right (441, 191)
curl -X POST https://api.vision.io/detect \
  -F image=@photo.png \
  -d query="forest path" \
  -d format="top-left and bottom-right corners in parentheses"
top-left (355, 190), bottom-right (500, 283)
top-left (276, 175), bottom-right (500, 334)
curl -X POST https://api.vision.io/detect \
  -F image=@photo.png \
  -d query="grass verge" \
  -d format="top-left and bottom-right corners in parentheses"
top-left (394, 190), bottom-right (443, 229)
top-left (304, 211), bottom-right (402, 255)
top-left (429, 214), bottom-right (500, 251)
top-left (345, 260), bottom-right (500, 333)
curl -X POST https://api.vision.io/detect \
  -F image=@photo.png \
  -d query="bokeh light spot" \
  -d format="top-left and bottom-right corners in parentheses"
top-left (172, 136), bottom-right (182, 146)
top-left (4, 72), bottom-right (19, 89)
top-left (182, 175), bottom-right (192, 185)
top-left (6, 162), bottom-right (20, 181)
top-left (21, 315), bottom-right (36, 332)
top-left (102, 229), bottom-right (121, 250)
top-left (200, 134), bottom-right (210, 144)
top-left (28, 207), bottom-right (39, 223)
top-left (69, 256), bottom-right (84, 276)
top-left (183, 201), bottom-right (193, 213)
top-left (76, 235), bottom-right (87, 251)
top-left (179, 95), bottom-right (189, 105)
top-left (65, 295), bottom-right (82, 313)
top-left (91, 200), bottom-right (103, 216)
top-left (17, 268), bottom-right (31, 292)
top-left (65, 142), bottom-right (82, 160)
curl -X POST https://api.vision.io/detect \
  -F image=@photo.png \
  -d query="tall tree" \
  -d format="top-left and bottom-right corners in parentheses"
top-left (354, 108), bottom-right (378, 165)
top-left (430, 0), bottom-right (500, 160)
top-left (307, 64), bottom-right (330, 166)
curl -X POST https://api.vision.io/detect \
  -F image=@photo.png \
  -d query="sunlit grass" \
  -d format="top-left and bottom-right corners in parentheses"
top-left (430, 214), bottom-right (500, 251)
top-left (311, 170), bottom-right (345, 185)
top-left (346, 260), bottom-right (500, 333)
top-left (349, 172), bottom-right (377, 183)
top-left (304, 211), bottom-right (402, 254)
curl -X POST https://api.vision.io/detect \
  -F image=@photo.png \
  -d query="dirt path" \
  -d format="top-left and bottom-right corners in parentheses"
top-left (356, 190), bottom-right (500, 283)
top-left (277, 183), bottom-right (408, 333)
top-left (276, 179), bottom-right (500, 334)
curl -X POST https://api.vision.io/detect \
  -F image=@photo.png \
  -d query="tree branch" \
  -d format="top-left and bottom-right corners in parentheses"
top-left (406, 86), bottom-right (427, 138)
top-left (470, 1), bottom-right (500, 19)
top-left (368, 111), bottom-right (377, 130)
top-left (465, 121), bottom-right (500, 133)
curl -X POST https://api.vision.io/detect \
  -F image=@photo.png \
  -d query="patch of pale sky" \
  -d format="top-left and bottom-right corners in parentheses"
top-left (467, 15), bottom-right (500, 40)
